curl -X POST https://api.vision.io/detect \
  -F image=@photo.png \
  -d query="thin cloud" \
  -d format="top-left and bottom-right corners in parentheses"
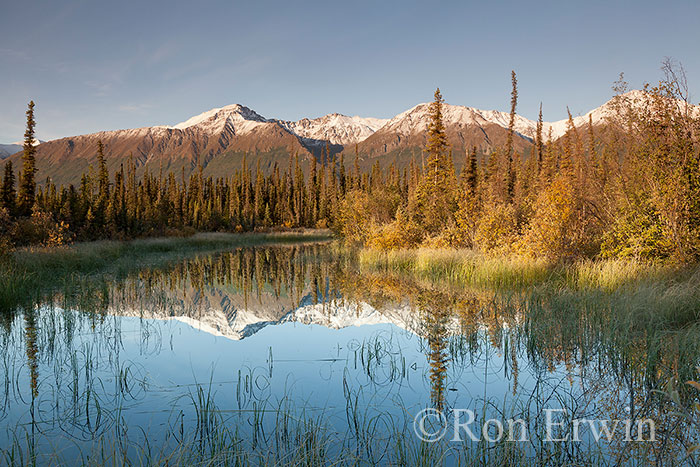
top-left (149, 41), bottom-right (177, 63)
top-left (0, 47), bottom-right (29, 61)
top-left (84, 80), bottom-right (114, 97)
top-left (118, 103), bottom-right (153, 113)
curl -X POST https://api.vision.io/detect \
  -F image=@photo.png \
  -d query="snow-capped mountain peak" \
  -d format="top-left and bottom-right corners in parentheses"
top-left (0, 139), bottom-right (44, 159)
top-left (277, 113), bottom-right (389, 145)
top-left (0, 144), bottom-right (21, 159)
top-left (541, 90), bottom-right (700, 139)
top-left (170, 105), bottom-right (387, 145)
top-left (120, 298), bottom-right (419, 341)
top-left (172, 104), bottom-right (268, 134)
top-left (379, 90), bottom-right (700, 142)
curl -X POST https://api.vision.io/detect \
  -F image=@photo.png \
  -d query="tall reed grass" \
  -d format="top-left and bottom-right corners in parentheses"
top-left (358, 248), bottom-right (695, 292)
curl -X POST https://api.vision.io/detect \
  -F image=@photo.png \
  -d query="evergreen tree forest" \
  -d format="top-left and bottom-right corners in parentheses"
top-left (1, 66), bottom-right (699, 263)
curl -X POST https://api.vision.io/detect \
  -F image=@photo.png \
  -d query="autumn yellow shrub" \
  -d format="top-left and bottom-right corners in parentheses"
top-left (455, 195), bottom-right (479, 247)
top-left (520, 177), bottom-right (600, 260)
top-left (420, 225), bottom-right (463, 249)
top-left (366, 209), bottom-right (423, 250)
top-left (521, 177), bottom-right (575, 259)
top-left (30, 209), bottom-right (73, 246)
top-left (473, 203), bottom-right (518, 253)
top-left (335, 188), bottom-right (401, 246)
top-left (600, 197), bottom-right (673, 260)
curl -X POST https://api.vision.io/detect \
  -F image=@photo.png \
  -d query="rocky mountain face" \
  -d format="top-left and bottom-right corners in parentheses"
top-left (2, 91), bottom-right (677, 186)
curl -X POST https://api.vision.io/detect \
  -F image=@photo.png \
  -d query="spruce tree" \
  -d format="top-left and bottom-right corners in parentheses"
top-left (1, 161), bottom-right (16, 217)
top-left (464, 146), bottom-right (478, 195)
top-left (92, 140), bottom-right (110, 229)
top-left (505, 71), bottom-right (518, 202)
top-left (425, 88), bottom-right (449, 189)
top-left (338, 153), bottom-right (346, 195)
top-left (97, 140), bottom-right (110, 201)
top-left (413, 88), bottom-right (456, 234)
top-left (455, 146), bottom-right (480, 246)
top-left (560, 108), bottom-right (577, 179)
top-left (536, 103), bottom-right (544, 174)
top-left (18, 101), bottom-right (37, 216)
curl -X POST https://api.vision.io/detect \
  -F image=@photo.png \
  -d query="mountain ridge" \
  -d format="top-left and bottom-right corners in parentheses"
top-left (3, 90), bottom-right (688, 185)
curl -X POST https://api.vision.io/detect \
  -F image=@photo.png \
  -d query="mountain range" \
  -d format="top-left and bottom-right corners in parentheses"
top-left (0, 91), bottom-right (660, 186)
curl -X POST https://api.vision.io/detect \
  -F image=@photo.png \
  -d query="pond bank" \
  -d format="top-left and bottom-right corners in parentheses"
top-left (0, 230), bottom-right (332, 312)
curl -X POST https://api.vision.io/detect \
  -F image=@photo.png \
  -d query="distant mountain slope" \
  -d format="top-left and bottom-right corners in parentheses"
top-left (0, 139), bottom-right (42, 160)
top-left (0, 144), bottom-right (21, 160)
top-left (4, 106), bottom-right (313, 186)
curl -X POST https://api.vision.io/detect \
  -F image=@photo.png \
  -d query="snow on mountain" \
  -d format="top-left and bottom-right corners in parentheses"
top-left (123, 297), bottom-right (480, 342)
top-left (278, 114), bottom-right (389, 145)
top-left (540, 91), bottom-right (640, 139)
top-left (170, 105), bottom-right (387, 146)
top-left (116, 301), bottom-right (414, 341)
top-left (172, 104), bottom-right (269, 135)
top-left (171, 104), bottom-right (388, 146)
top-left (151, 89), bottom-right (700, 152)
top-left (381, 90), bottom-right (700, 142)
top-left (284, 301), bottom-right (417, 333)
top-left (381, 103), bottom-right (537, 139)
top-left (14, 90), bottom-right (696, 177)
top-left (154, 90), bottom-right (700, 146)
top-left (11, 138), bottom-right (43, 146)
top-left (542, 90), bottom-right (700, 139)
top-left (208, 300), bottom-right (419, 340)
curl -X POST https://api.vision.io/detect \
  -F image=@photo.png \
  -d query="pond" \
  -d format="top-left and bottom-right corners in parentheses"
top-left (1, 242), bottom-right (698, 465)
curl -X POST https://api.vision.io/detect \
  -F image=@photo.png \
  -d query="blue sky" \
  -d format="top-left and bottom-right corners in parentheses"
top-left (1, 0), bottom-right (698, 142)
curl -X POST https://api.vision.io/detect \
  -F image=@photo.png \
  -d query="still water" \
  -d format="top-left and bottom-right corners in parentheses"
top-left (0, 243), bottom-right (698, 465)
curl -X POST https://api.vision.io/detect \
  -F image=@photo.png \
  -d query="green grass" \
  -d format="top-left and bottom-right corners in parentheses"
top-left (0, 230), bottom-right (332, 313)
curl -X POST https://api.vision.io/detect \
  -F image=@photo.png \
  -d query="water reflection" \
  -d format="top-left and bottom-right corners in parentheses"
top-left (417, 290), bottom-right (449, 411)
top-left (1, 243), bottom-right (699, 464)
top-left (23, 308), bottom-right (39, 400)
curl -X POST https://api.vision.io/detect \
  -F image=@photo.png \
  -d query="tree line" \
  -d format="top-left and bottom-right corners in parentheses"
top-left (1, 63), bottom-right (698, 262)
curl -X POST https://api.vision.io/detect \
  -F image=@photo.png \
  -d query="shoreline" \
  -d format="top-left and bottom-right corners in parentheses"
top-left (0, 229), bottom-right (333, 313)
